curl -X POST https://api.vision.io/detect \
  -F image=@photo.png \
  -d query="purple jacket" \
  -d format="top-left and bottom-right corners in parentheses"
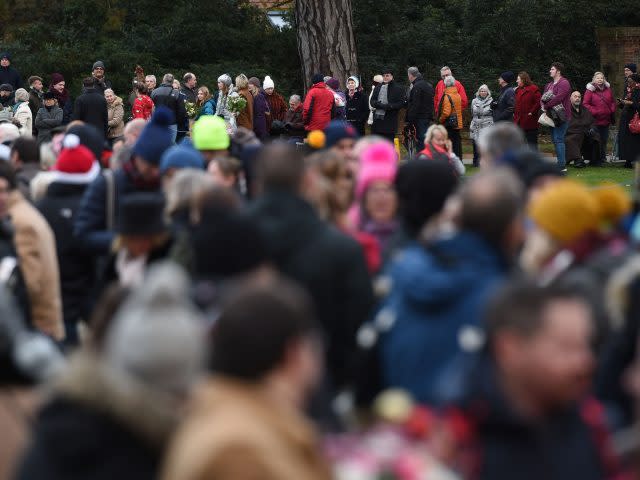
top-left (542, 77), bottom-right (572, 116)
top-left (253, 90), bottom-right (270, 141)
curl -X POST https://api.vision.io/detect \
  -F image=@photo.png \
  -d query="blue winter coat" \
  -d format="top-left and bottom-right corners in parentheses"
top-left (196, 98), bottom-right (216, 119)
top-left (379, 232), bottom-right (507, 405)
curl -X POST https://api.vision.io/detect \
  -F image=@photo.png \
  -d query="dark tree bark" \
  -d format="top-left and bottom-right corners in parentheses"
top-left (295, 0), bottom-right (359, 90)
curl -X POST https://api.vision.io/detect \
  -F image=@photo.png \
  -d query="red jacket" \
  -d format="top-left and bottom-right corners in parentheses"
top-left (303, 82), bottom-right (335, 131)
top-left (514, 84), bottom-right (541, 131)
top-left (583, 82), bottom-right (616, 127)
top-left (435, 80), bottom-right (468, 110)
top-left (132, 94), bottom-right (154, 120)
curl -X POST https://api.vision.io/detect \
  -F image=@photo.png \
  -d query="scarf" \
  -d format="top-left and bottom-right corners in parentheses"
top-left (122, 157), bottom-right (161, 191)
top-left (375, 83), bottom-right (389, 120)
top-left (49, 86), bottom-right (69, 106)
top-left (11, 101), bottom-right (23, 113)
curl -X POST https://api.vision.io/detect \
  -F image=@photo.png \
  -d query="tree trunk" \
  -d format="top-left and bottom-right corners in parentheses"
top-left (295, 0), bottom-right (359, 91)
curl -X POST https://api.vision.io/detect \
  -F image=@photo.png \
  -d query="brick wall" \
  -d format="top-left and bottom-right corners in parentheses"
top-left (597, 27), bottom-right (640, 97)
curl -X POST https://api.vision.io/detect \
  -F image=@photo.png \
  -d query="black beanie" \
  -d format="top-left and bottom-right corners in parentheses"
top-left (625, 63), bottom-right (637, 74)
top-left (312, 73), bottom-right (324, 84)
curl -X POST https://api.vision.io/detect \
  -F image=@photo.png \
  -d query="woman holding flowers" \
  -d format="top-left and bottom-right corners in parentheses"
top-left (234, 74), bottom-right (254, 130)
top-left (215, 74), bottom-right (233, 123)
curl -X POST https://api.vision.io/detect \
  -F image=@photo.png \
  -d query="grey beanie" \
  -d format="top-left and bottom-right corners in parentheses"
top-left (93, 60), bottom-right (105, 70)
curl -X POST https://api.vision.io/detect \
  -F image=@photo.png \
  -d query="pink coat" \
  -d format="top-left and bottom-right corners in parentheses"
top-left (583, 82), bottom-right (616, 126)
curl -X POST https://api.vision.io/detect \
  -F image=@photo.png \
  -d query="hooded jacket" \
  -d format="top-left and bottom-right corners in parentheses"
top-left (380, 232), bottom-right (507, 405)
top-left (583, 82), bottom-right (616, 127)
top-left (303, 82), bottom-right (335, 131)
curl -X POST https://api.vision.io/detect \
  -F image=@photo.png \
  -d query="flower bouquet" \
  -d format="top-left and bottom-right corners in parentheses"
top-left (185, 102), bottom-right (200, 120)
top-left (227, 91), bottom-right (247, 131)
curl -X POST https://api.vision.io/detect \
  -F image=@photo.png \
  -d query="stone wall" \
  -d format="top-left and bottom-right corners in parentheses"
top-left (597, 27), bottom-right (640, 97)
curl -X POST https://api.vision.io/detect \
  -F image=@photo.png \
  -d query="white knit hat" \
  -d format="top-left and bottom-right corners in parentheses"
top-left (263, 75), bottom-right (275, 90)
top-left (348, 75), bottom-right (360, 89)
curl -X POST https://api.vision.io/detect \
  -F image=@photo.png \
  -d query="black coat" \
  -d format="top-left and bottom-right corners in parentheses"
top-left (72, 88), bottom-right (108, 136)
top-left (370, 80), bottom-right (407, 135)
top-left (492, 85), bottom-right (516, 122)
top-left (0, 65), bottom-right (22, 89)
top-left (37, 181), bottom-right (95, 324)
top-left (406, 75), bottom-right (434, 122)
top-left (151, 84), bottom-right (186, 127)
top-left (247, 191), bottom-right (374, 387)
top-left (93, 77), bottom-right (113, 93)
top-left (345, 90), bottom-right (369, 131)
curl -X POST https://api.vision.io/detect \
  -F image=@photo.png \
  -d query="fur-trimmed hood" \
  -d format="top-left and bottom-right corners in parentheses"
top-left (586, 81), bottom-right (610, 92)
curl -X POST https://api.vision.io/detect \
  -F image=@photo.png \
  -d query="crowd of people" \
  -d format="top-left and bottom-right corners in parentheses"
top-left (2, 49), bottom-right (640, 479)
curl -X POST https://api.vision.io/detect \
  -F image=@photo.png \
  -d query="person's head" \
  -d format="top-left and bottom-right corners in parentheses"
top-left (183, 72), bottom-right (196, 89)
top-left (255, 143), bottom-right (305, 195)
top-left (0, 162), bottom-right (16, 218)
top-left (235, 74), bottom-right (249, 90)
top-left (0, 84), bottom-right (12, 98)
top-left (196, 86), bottom-right (211, 104)
top-left (407, 66), bottom-right (420, 83)
top-left (115, 193), bottom-right (168, 257)
top-left (372, 74), bottom-right (383, 87)
top-left (458, 168), bottom-right (526, 256)
top-left (82, 76), bottom-right (96, 89)
top-left (485, 280), bottom-right (595, 413)
top-left (0, 52), bottom-right (10, 68)
top-left (192, 115), bottom-right (231, 161)
top-left (132, 107), bottom-right (175, 179)
top-left (145, 74), bottom-right (156, 91)
top-left (440, 66), bottom-right (452, 80)
top-left (326, 77), bottom-right (340, 92)
top-left (159, 142), bottom-right (205, 188)
top-left (14, 88), bottom-right (28, 103)
top-left (211, 277), bottom-right (323, 406)
top-left (549, 62), bottom-right (564, 79)
top-left (517, 71), bottom-right (532, 88)
top-left (217, 74), bottom-right (232, 92)
top-left (172, 79), bottom-right (180, 90)
top-left (347, 75), bottom-right (359, 92)
top-left (92, 60), bottom-right (105, 79)
top-left (135, 82), bottom-right (148, 95)
top-left (425, 124), bottom-right (449, 147)
top-left (305, 150), bottom-right (354, 222)
top-left (263, 75), bottom-right (275, 95)
top-left (624, 63), bottom-right (637, 78)
top-left (165, 168), bottom-right (214, 220)
top-left (382, 68), bottom-right (394, 84)
top-left (324, 120), bottom-right (359, 163)
top-left (104, 88), bottom-right (116, 104)
top-left (28, 76), bottom-right (43, 92)
top-left (477, 122), bottom-right (526, 168)
top-left (51, 73), bottom-right (65, 93)
top-left (443, 75), bottom-right (456, 88)
top-left (357, 141), bottom-right (398, 224)
top-left (162, 73), bottom-right (174, 86)
top-left (248, 77), bottom-right (261, 95)
top-left (208, 155), bottom-right (242, 188)
top-left (43, 91), bottom-right (56, 108)
top-left (289, 94), bottom-right (301, 110)
top-left (123, 118), bottom-right (146, 146)
top-left (592, 71), bottom-right (605, 87)
top-left (476, 84), bottom-right (490, 99)
top-left (499, 71), bottom-right (515, 87)
top-left (570, 90), bottom-right (582, 107)
top-left (10, 137), bottom-right (40, 169)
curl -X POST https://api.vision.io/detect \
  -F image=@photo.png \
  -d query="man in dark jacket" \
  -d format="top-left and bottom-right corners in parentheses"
top-left (91, 60), bottom-right (112, 93)
top-left (0, 83), bottom-right (13, 108)
top-left (151, 73), bottom-right (186, 144)
top-left (9, 137), bottom-right (41, 200)
top-left (370, 68), bottom-right (407, 142)
top-left (448, 280), bottom-right (621, 480)
top-left (247, 143), bottom-right (374, 389)
top-left (28, 76), bottom-right (44, 135)
top-left (406, 66), bottom-right (434, 151)
top-left (492, 71), bottom-right (516, 122)
top-left (0, 52), bottom-right (22, 90)
top-left (345, 75), bottom-right (369, 136)
top-left (566, 90), bottom-right (600, 168)
top-left (73, 77), bottom-right (108, 136)
top-left (180, 72), bottom-right (198, 103)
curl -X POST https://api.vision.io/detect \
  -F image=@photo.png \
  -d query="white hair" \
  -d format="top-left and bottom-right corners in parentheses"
top-left (162, 73), bottom-right (174, 84)
top-left (145, 75), bottom-right (156, 83)
top-left (289, 94), bottom-right (301, 103)
top-left (444, 75), bottom-right (456, 87)
top-left (440, 66), bottom-right (451, 73)
top-left (476, 84), bottom-right (491, 97)
top-left (104, 88), bottom-right (114, 96)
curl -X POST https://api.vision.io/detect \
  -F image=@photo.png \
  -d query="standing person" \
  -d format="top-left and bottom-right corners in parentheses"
top-left (0, 83), bottom-right (13, 108)
top-left (514, 71), bottom-right (541, 148)
top-left (619, 73), bottom-right (640, 167)
top-left (215, 74), bottom-right (233, 124)
top-left (27, 76), bottom-right (44, 135)
top-left (132, 83), bottom-right (154, 120)
top-left (370, 68), bottom-right (407, 143)
top-left (144, 74), bottom-right (156, 94)
top-left (10, 137), bottom-right (41, 197)
top-left (470, 84), bottom-right (494, 166)
top-left (541, 62), bottom-right (572, 171)
top-left (345, 75), bottom-right (369, 136)
top-left (195, 86), bottom-right (217, 119)
top-left (234, 74), bottom-right (254, 131)
top-left (438, 75), bottom-right (463, 159)
top-left (0, 52), bottom-right (22, 90)
top-left (368, 74), bottom-right (383, 128)
top-left (417, 124), bottom-right (466, 176)
top-left (12, 88), bottom-right (32, 137)
top-left (492, 71), bottom-right (516, 122)
top-left (617, 63), bottom-right (637, 162)
top-left (151, 73), bottom-right (186, 144)
top-left (303, 74), bottom-right (335, 132)
top-left (91, 60), bottom-right (112, 93)
top-left (171, 79), bottom-right (189, 142)
top-left (263, 76), bottom-right (287, 134)
top-left (434, 65), bottom-right (468, 111)
top-left (406, 66), bottom-right (434, 152)
top-left (105, 89), bottom-right (125, 145)
top-left (73, 77), bottom-right (108, 137)
top-left (583, 71), bottom-right (616, 165)
top-left (284, 94), bottom-right (305, 141)
top-left (35, 92), bottom-right (63, 145)
top-left (180, 72), bottom-right (197, 103)
top-left (248, 77), bottom-right (270, 142)
top-left (326, 77), bottom-right (347, 120)
top-left (49, 73), bottom-right (73, 125)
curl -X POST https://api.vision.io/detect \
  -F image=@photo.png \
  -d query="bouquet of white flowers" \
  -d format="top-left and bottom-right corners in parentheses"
top-left (227, 91), bottom-right (247, 116)
top-left (185, 102), bottom-right (200, 120)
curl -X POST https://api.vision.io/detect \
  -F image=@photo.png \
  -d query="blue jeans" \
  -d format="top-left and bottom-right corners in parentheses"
top-left (168, 124), bottom-right (178, 144)
top-left (551, 122), bottom-right (569, 169)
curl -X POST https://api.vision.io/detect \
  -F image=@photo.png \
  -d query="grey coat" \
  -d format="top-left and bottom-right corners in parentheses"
top-left (469, 96), bottom-right (494, 141)
top-left (35, 106), bottom-right (63, 144)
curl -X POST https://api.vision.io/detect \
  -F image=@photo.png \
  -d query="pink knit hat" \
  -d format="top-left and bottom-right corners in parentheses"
top-left (356, 141), bottom-right (398, 200)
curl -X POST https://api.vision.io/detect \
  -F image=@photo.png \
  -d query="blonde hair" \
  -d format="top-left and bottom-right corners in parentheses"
top-left (425, 124), bottom-right (448, 143)
top-left (196, 86), bottom-right (211, 106)
top-left (476, 84), bottom-right (491, 97)
top-left (592, 71), bottom-right (606, 83)
top-left (235, 74), bottom-right (249, 90)
top-left (165, 169), bottom-right (215, 221)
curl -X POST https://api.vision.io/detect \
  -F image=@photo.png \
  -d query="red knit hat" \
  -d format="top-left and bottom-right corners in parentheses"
top-left (54, 134), bottom-right (95, 174)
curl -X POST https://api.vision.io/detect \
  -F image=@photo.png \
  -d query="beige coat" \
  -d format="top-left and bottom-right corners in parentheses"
top-left (107, 96), bottom-right (125, 139)
top-left (8, 190), bottom-right (64, 340)
top-left (14, 102), bottom-right (33, 137)
top-left (162, 377), bottom-right (332, 480)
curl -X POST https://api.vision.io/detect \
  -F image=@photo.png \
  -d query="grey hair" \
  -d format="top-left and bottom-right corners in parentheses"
top-left (218, 74), bottom-right (232, 87)
top-left (476, 84), bottom-right (491, 97)
top-left (477, 122), bottom-right (526, 165)
top-left (289, 94), bottom-right (301, 103)
top-left (408, 66), bottom-right (420, 77)
top-left (145, 75), bottom-right (156, 83)
top-left (166, 168), bottom-right (215, 219)
top-left (103, 88), bottom-right (114, 97)
top-left (440, 65), bottom-right (451, 73)
top-left (162, 73), bottom-right (174, 84)
top-left (444, 75), bottom-right (456, 87)
top-left (183, 72), bottom-right (195, 82)
top-left (14, 88), bottom-right (29, 102)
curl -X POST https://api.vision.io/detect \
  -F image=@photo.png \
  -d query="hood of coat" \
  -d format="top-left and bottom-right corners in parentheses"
top-left (586, 82), bottom-right (610, 92)
top-left (47, 352), bottom-right (180, 448)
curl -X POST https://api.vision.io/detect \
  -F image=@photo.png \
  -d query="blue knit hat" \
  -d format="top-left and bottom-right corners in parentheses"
top-left (0, 52), bottom-right (10, 61)
top-left (324, 120), bottom-right (359, 148)
top-left (133, 107), bottom-right (175, 165)
top-left (160, 142), bottom-right (205, 176)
